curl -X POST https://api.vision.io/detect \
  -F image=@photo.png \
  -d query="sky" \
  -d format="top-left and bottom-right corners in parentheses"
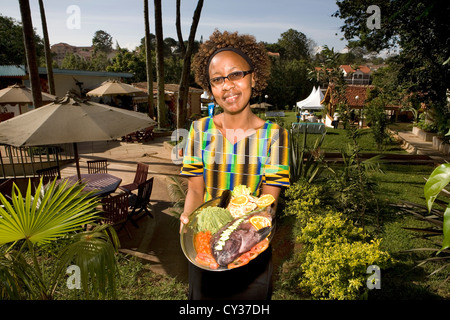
top-left (1, 0), bottom-right (349, 53)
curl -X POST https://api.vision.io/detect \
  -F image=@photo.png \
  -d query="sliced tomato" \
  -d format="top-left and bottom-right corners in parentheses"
top-left (249, 238), bottom-right (270, 255)
top-left (227, 239), bottom-right (270, 269)
top-left (195, 253), bottom-right (219, 270)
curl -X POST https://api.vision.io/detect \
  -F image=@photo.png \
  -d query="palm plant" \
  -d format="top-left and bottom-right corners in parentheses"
top-left (0, 178), bottom-right (119, 300)
top-left (167, 175), bottom-right (187, 218)
top-left (397, 163), bottom-right (450, 278)
top-left (289, 127), bottom-right (330, 184)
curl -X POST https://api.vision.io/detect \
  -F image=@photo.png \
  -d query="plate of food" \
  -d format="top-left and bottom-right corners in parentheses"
top-left (180, 185), bottom-right (276, 271)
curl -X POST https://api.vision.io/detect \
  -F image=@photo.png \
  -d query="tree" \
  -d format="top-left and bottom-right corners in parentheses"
top-left (38, 0), bottom-right (55, 95)
top-left (60, 52), bottom-right (88, 70)
top-left (265, 57), bottom-right (310, 109)
top-left (277, 28), bottom-right (315, 60)
top-left (18, 0), bottom-right (42, 108)
top-left (334, 0), bottom-right (450, 134)
top-left (154, 0), bottom-right (167, 128)
top-left (0, 15), bottom-right (44, 66)
top-left (176, 0), bottom-right (204, 129)
top-left (107, 48), bottom-right (147, 82)
top-left (144, 0), bottom-right (154, 118)
top-left (92, 30), bottom-right (113, 55)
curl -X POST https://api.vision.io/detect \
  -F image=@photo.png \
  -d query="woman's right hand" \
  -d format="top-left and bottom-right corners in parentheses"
top-left (179, 212), bottom-right (190, 233)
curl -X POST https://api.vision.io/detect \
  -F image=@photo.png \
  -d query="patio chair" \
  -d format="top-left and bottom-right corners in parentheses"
top-left (101, 192), bottom-right (132, 238)
top-left (128, 177), bottom-right (154, 223)
top-left (137, 126), bottom-right (154, 142)
top-left (36, 165), bottom-right (61, 183)
top-left (87, 159), bottom-right (108, 174)
top-left (119, 162), bottom-right (148, 194)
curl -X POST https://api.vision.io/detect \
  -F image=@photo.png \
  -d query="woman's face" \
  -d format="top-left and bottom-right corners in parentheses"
top-left (208, 50), bottom-right (255, 115)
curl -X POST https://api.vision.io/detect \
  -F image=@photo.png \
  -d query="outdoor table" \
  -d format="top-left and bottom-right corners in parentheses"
top-left (61, 173), bottom-right (122, 198)
top-left (291, 122), bottom-right (325, 134)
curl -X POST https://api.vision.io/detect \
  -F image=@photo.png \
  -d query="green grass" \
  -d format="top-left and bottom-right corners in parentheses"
top-left (369, 164), bottom-right (436, 204)
top-left (264, 110), bottom-right (407, 153)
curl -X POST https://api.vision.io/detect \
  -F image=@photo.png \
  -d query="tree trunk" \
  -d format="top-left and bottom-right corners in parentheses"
top-left (154, 0), bottom-right (167, 129)
top-left (175, 0), bottom-right (186, 56)
top-left (176, 0), bottom-right (203, 129)
top-left (38, 0), bottom-right (55, 96)
top-left (19, 0), bottom-right (43, 108)
top-left (144, 0), bottom-right (154, 118)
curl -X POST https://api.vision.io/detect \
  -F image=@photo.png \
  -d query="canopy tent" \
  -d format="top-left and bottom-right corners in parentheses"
top-left (296, 86), bottom-right (324, 110)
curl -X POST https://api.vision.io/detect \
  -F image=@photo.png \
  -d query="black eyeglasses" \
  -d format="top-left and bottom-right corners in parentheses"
top-left (209, 70), bottom-right (253, 87)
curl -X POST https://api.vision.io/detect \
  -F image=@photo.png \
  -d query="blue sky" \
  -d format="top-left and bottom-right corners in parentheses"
top-left (1, 0), bottom-right (348, 53)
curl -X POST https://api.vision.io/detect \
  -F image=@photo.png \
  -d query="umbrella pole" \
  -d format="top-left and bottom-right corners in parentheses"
top-left (73, 142), bottom-right (81, 180)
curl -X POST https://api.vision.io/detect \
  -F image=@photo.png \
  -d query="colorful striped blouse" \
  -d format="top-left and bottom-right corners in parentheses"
top-left (180, 116), bottom-right (290, 201)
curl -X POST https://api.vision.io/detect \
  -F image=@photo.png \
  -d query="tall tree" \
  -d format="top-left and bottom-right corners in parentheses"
top-left (154, 0), bottom-right (167, 128)
top-left (92, 30), bottom-right (113, 55)
top-left (18, 0), bottom-right (42, 108)
top-left (176, 0), bottom-right (204, 129)
top-left (277, 28), bottom-right (314, 60)
top-left (144, 0), bottom-right (154, 118)
top-left (38, 0), bottom-right (55, 95)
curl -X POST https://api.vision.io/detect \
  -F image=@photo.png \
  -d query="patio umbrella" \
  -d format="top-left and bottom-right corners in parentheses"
top-left (0, 84), bottom-right (56, 106)
top-left (0, 93), bottom-right (157, 180)
top-left (86, 79), bottom-right (144, 97)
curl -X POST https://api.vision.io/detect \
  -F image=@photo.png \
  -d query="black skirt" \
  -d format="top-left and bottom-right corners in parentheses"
top-left (188, 247), bottom-right (273, 300)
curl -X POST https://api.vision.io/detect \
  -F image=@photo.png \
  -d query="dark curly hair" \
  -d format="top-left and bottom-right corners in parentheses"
top-left (192, 30), bottom-right (271, 98)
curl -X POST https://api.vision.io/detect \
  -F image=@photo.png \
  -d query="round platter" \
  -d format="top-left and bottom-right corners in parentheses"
top-left (180, 197), bottom-right (275, 271)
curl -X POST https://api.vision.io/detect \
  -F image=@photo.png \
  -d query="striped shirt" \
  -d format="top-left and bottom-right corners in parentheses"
top-left (180, 116), bottom-right (290, 201)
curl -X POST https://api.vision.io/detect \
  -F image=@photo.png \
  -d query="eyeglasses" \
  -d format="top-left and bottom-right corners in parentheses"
top-left (209, 70), bottom-right (253, 87)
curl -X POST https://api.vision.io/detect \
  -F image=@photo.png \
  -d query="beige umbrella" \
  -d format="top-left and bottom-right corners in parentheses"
top-left (250, 102), bottom-right (272, 109)
top-left (0, 84), bottom-right (56, 106)
top-left (86, 79), bottom-right (144, 97)
top-left (0, 93), bottom-right (157, 180)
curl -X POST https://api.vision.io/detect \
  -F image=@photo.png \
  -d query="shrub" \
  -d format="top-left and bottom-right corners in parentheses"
top-left (299, 211), bottom-right (368, 248)
top-left (298, 211), bottom-right (393, 300)
top-left (300, 238), bottom-right (392, 300)
top-left (283, 180), bottom-right (328, 227)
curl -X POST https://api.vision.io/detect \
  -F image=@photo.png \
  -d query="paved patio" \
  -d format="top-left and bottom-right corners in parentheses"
top-left (59, 136), bottom-right (190, 282)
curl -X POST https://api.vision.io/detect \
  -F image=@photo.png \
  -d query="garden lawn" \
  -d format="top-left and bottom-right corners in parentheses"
top-left (265, 110), bottom-right (407, 153)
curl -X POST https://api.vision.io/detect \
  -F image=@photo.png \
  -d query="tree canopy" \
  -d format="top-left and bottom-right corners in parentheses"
top-left (0, 15), bottom-right (44, 65)
top-left (333, 0), bottom-right (449, 132)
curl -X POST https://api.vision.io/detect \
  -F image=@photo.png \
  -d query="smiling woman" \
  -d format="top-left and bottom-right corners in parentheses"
top-left (180, 30), bottom-right (290, 300)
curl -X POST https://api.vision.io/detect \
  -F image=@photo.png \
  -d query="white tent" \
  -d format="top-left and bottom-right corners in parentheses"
top-left (296, 86), bottom-right (324, 110)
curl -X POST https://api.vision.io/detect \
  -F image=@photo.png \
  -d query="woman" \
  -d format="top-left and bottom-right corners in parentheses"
top-left (179, 30), bottom-right (290, 300)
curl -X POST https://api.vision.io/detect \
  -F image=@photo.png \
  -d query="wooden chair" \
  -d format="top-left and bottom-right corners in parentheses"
top-left (36, 165), bottom-right (61, 183)
top-left (119, 162), bottom-right (148, 194)
top-left (137, 126), bottom-right (154, 142)
top-left (101, 192), bottom-right (132, 238)
top-left (87, 159), bottom-right (108, 174)
top-left (129, 177), bottom-right (154, 223)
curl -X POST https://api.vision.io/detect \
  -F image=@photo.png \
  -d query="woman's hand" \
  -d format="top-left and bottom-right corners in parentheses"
top-left (179, 212), bottom-right (191, 233)
top-left (179, 176), bottom-right (205, 233)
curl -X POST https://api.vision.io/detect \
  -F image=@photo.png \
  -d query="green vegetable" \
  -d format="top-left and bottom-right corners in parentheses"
top-left (194, 206), bottom-right (233, 234)
top-left (231, 185), bottom-right (252, 197)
